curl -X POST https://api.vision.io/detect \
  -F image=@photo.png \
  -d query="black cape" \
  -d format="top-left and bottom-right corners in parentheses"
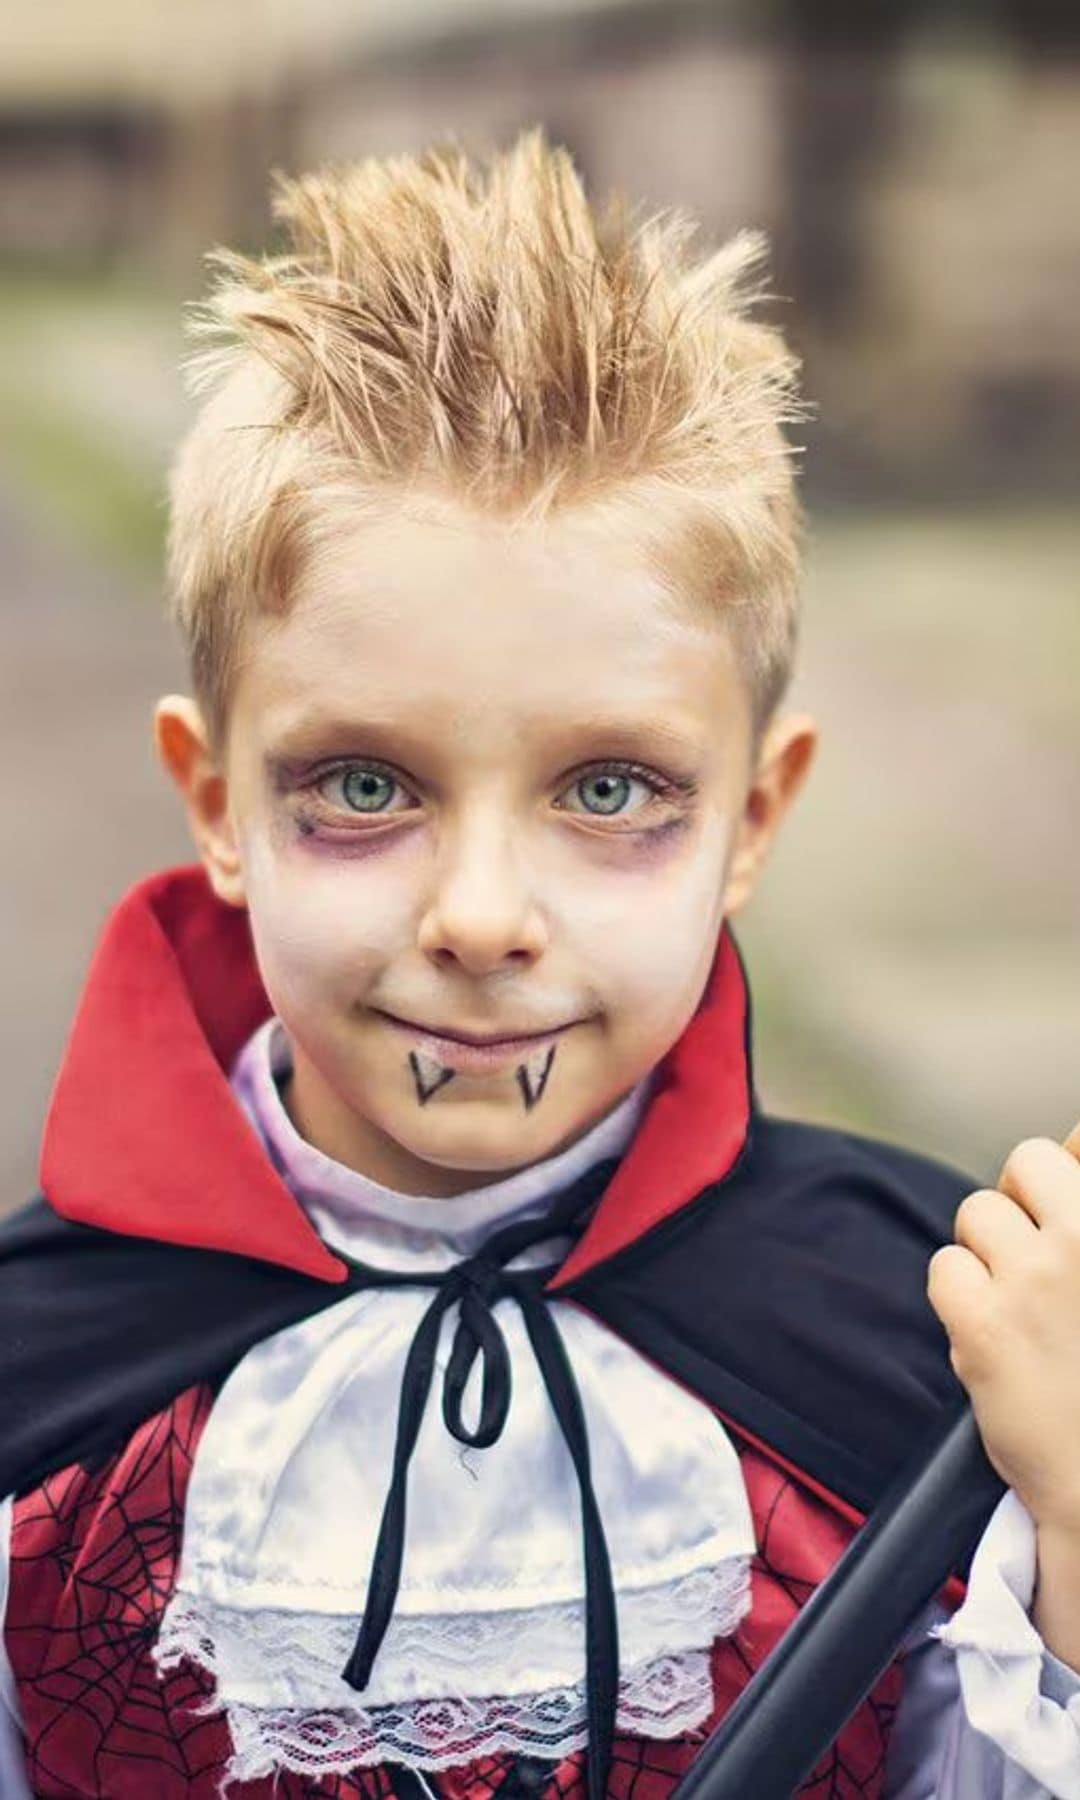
top-left (0, 1112), bottom-right (973, 1569)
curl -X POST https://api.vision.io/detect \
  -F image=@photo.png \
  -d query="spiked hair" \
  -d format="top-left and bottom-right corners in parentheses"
top-left (165, 127), bottom-right (806, 756)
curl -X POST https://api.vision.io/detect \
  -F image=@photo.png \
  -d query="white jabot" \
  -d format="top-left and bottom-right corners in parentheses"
top-left (155, 1017), bottom-right (757, 1787)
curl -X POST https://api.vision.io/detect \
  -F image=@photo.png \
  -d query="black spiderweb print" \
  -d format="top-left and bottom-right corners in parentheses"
top-left (6, 1394), bottom-right (903, 1799)
top-left (701, 1441), bottom-right (905, 1800)
top-left (7, 1387), bottom-right (401, 1799)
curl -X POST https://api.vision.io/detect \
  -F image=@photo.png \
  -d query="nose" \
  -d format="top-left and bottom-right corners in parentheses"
top-left (416, 805), bottom-right (548, 976)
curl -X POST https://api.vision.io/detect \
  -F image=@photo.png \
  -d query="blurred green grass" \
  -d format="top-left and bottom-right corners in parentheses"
top-left (0, 266), bottom-right (189, 572)
top-left (0, 383), bottom-right (165, 569)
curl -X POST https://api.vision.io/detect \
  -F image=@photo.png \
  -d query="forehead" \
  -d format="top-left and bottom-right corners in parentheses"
top-left (233, 502), bottom-right (748, 756)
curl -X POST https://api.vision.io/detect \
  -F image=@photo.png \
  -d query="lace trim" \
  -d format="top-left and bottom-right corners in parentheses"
top-left (157, 1560), bottom-right (750, 1705)
top-left (216, 1651), bottom-right (720, 1783)
top-left (155, 1560), bottom-right (750, 1781)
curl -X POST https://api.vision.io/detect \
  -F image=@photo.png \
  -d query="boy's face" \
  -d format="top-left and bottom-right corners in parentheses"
top-left (157, 499), bottom-right (816, 1195)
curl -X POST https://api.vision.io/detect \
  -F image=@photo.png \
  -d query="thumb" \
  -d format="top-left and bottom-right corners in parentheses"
top-left (1064, 1120), bottom-right (1080, 1162)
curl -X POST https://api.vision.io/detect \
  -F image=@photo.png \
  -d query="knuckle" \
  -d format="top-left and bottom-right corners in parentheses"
top-left (1018, 1257), bottom-right (1058, 1310)
top-left (1000, 1136), bottom-right (1056, 1188)
top-left (953, 1188), bottom-right (996, 1240)
top-left (955, 1312), bottom-right (996, 1380)
top-left (1057, 1207), bottom-right (1080, 1253)
top-left (926, 1242), bottom-right (970, 1311)
top-left (926, 1249), bottom-right (944, 1300)
top-left (925, 1245), bottom-right (997, 1381)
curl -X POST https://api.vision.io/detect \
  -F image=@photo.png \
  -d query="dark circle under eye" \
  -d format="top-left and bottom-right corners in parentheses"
top-left (579, 772), bottom-right (631, 815)
top-left (341, 768), bottom-right (395, 812)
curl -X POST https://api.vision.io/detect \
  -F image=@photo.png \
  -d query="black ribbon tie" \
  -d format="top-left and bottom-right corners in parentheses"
top-left (339, 1157), bottom-right (621, 1800)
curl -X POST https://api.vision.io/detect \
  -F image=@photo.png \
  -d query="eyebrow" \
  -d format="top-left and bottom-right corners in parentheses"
top-left (265, 715), bottom-right (449, 764)
top-left (263, 711), bottom-right (707, 770)
top-left (545, 715), bottom-right (707, 768)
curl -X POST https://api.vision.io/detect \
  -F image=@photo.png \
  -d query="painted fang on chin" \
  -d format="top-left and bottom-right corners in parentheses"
top-left (405, 1041), bottom-right (558, 1109)
top-left (516, 1043), bottom-right (556, 1111)
top-left (408, 1050), bottom-right (456, 1105)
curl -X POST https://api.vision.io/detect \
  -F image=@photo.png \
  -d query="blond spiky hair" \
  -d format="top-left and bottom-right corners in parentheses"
top-left (165, 127), bottom-right (806, 755)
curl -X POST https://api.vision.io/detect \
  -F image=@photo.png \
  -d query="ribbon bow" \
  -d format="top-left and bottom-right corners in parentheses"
top-left (339, 1156), bottom-right (622, 1800)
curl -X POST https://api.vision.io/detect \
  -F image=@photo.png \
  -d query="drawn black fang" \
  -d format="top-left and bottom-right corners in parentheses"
top-left (515, 1043), bottom-right (557, 1110)
top-left (408, 1050), bottom-right (456, 1105)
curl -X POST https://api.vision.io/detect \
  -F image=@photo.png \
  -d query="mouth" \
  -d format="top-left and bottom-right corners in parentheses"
top-left (377, 1011), bottom-right (581, 1073)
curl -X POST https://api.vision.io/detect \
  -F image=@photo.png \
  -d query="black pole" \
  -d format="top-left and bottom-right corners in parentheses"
top-left (670, 1404), bottom-right (1005, 1800)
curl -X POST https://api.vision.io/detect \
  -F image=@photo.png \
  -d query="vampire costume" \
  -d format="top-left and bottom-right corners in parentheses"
top-left (1, 864), bottom-right (1078, 1800)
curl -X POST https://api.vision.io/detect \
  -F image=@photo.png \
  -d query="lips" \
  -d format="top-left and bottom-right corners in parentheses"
top-left (379, 1012), bottom-right (575, 1073)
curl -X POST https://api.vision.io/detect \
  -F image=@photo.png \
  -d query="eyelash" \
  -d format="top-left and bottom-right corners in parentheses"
top-left (296, 757), bottom-right (696, 831)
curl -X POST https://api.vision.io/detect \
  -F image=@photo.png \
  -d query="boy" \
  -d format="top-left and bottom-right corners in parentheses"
top-left (2, 128), bottom-right (1080, 1798)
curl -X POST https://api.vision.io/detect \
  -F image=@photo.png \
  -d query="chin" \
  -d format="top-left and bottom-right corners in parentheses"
top-left (395, 1103), bottom-right (575, 1174)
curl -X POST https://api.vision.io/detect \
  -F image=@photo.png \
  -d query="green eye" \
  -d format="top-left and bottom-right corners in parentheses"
top-left (341, 768), bottom-right (396, 812)
top-left (578, 772), bottom-right (632, 815)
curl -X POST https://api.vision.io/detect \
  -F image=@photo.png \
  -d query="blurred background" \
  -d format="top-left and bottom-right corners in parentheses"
top-left (1, 0), bottom-right (1078, 1209)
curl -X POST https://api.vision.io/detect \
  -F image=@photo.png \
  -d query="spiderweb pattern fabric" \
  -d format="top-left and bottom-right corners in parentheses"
top-left (706, 1447), bottom-right (905, 1799)
top-left (7, 1385), bottom-right (905, 1799)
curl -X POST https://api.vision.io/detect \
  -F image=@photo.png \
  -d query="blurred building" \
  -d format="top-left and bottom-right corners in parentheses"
top-left (3, 2), bottom-right (1079, 493)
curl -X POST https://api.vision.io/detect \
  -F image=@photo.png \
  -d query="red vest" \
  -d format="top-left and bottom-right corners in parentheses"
top-left (6, 1386), bottom-right (906, 1800)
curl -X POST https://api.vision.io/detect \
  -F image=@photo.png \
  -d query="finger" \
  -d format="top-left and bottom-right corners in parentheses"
top-left (927, 1242), bottom-right (993, 1344)
top-left (995, 1136), bottom-right (1080, 1229)
top-left (1064, 1119), bottom-right (1080, 1163)
top-left (953, 1186), bottom-right (1039, 1272)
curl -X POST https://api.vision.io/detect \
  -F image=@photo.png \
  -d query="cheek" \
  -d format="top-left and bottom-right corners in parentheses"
top-left (238, 821), bottom-right (403, 1015)
top-left (554, 818), bottom-right (732, 1026)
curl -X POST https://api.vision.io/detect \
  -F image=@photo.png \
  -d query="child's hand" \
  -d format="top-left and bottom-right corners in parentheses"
top-left (927, 1122), bottom-right (1080, 1538)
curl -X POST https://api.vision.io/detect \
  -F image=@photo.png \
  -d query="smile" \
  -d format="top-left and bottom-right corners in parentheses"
top-left (378, 1013), bottom-right (576, 1073)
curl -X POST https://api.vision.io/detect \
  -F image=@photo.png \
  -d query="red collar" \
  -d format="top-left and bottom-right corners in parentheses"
top-left (38, 864), bottom-right (754, 1287)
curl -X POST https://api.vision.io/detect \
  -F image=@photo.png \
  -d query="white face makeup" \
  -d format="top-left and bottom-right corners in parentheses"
top-left (219, 498), bottom-right (756, 1196)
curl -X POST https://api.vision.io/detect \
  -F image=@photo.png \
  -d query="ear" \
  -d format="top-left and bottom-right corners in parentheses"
top-left (153, 695), bottom-right (247, 908)
top-left (722, 711), bottom-right (818, 917)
